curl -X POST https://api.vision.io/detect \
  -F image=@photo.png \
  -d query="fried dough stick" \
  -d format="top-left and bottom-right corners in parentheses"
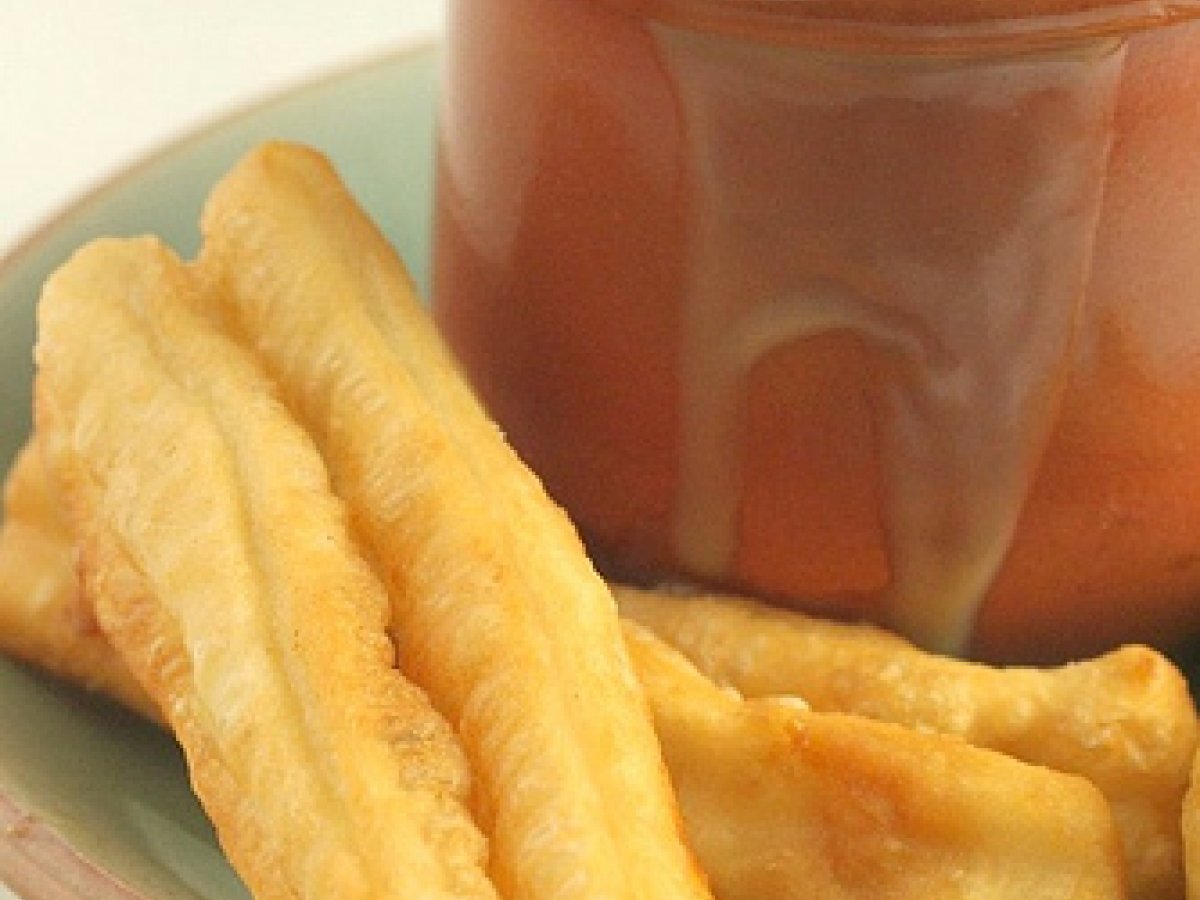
top-left (34, 238), bottom-right (496, 900)
top-left (0, 457), bottom-right (1132, 900)
top-left (0, 453), bottom-right (1131, 900)
top-left (618, 585), bottom-right (1197, 900)
top-left (1183, 756), bottom-right (1200, 900)
top-left (0, 439), bottom-right (154, 719)
top-left (624, 621), bottom-right (1128, 900)
top-left (197, 143), bottom-right (710, 900)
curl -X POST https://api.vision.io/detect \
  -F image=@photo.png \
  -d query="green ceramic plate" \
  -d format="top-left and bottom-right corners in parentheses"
top-left (0, 43), bottom-right (438, 900)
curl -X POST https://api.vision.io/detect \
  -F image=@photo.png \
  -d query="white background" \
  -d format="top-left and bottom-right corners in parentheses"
top-left (0, 0), bottom-right (446, 259)
top-left (0, 6), bottom-right (445, 897)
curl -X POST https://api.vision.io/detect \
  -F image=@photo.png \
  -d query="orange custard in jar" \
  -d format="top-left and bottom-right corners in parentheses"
top-left (433, 0), bottom-right (1200, 662)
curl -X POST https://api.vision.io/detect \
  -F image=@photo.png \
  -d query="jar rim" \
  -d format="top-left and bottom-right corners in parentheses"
top-left (607, 0), bottom-right (1200, 53)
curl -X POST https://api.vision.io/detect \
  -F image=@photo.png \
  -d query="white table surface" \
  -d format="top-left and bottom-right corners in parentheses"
top-left (0, 6), bottom-right (445, 897)
top-left (0, 0), bottom-right (445, 261)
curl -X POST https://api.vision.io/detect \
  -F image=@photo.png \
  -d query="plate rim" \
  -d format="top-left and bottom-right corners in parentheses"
top-left (0, 789), bottom-right (144, 900)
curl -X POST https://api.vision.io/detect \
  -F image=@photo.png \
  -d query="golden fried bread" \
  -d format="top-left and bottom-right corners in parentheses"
top-left (9, 140), bottom-right (1191, 900)
top-left (195, 143), bottom-right (711, 900)
top-left (1183, 755), bottom-right (1200, 900)
top-left (34, 237), bottom-right (495, 900)
top-left (624, 620), bottom-right (1128, 900)
top-left (0, 439), bottom-right (154, 719)
top-left (0, 446), bottom-right (1134, 900)
top-left (618, 584), bottom-right (1198, 900)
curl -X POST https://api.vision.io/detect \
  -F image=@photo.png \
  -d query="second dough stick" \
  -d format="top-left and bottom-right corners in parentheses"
top-left (622, 621), bottom-right (1128, 900)
top-left (197, 143), bottom-right (711, 900)
top-left (617, 584), bottom-right (1198, 900)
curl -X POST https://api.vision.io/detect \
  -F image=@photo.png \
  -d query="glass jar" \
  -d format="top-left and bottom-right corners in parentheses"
top-left (432, 0), bottom-right (1200, 661)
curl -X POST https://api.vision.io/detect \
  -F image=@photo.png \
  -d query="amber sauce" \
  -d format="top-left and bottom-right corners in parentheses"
top-left (658, 30), bottom-right (1125, 651)
top-left (434, 0), bottom-right (1200, 660)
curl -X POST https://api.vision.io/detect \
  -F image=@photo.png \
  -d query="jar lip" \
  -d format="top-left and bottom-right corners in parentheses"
top-left (613, 0), bottom-right (1200, 53)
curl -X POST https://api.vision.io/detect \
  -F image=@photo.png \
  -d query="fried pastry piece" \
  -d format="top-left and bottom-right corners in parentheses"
top-left (623, 620), bottom-right (1128, 900)
top-left (1184, 755), bottom-right (1200, 900)
top-left (0, 451), bottom-right (1133, 900)
top-left (34, 238), bottom-right (496, 900)
top-left (618, 585), bottom-right (1198, 900)
top-left (196, 142), bottom-right (710, 900)
top-left (0, 439), bottom-right (154, 719)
